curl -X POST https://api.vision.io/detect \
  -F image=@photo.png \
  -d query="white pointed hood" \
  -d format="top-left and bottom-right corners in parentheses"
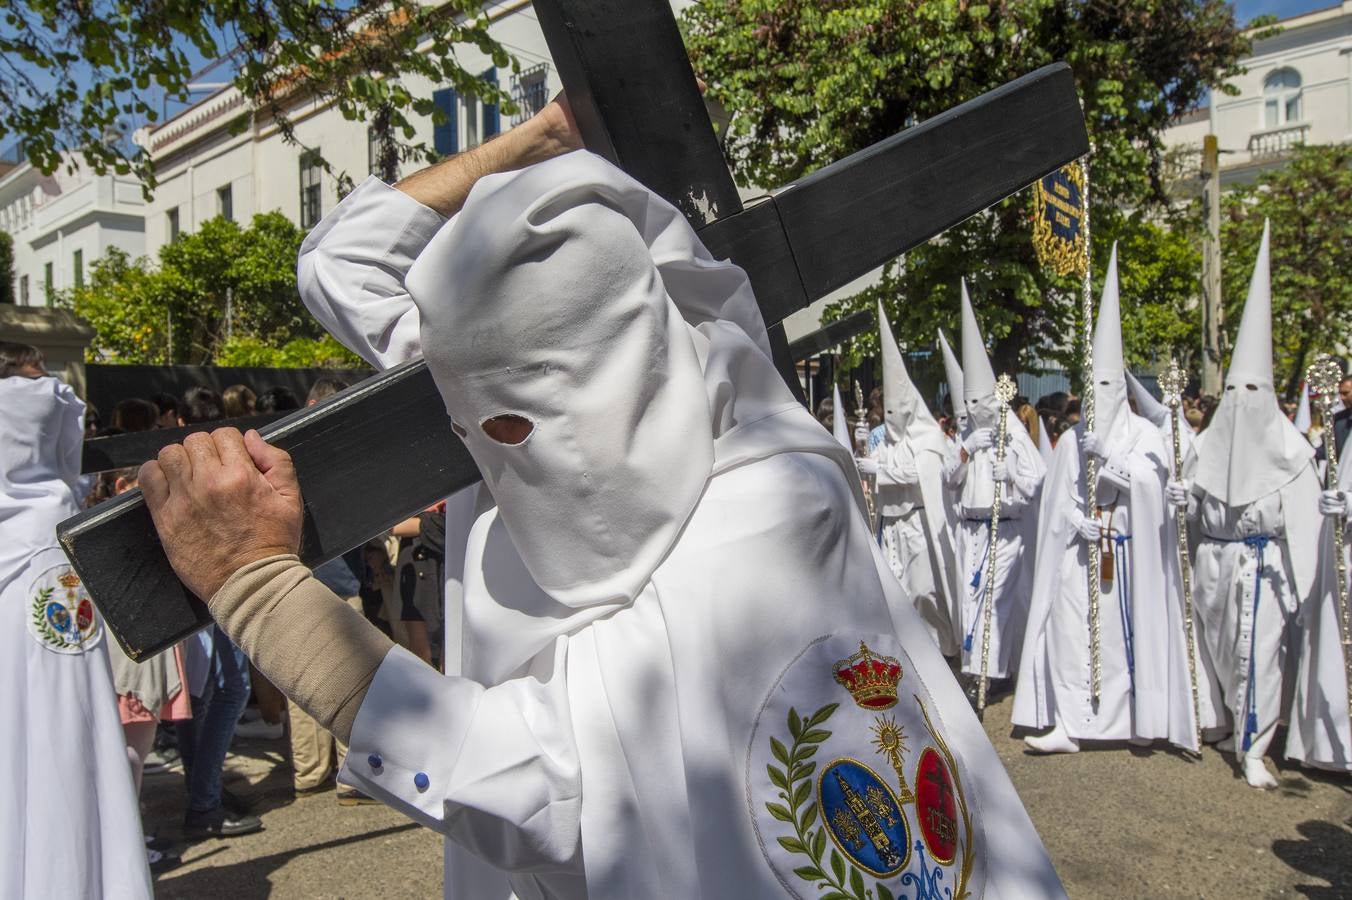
top-left (1091, 244), bottom-right (1132, 455)
top-left (937, 325), bottom-right (966, 431)
top-left (960, 281), bottom-right (1001, 429)
top-left (879, 303), bottom-right (947, 455)
top-left (1037, 414), bottom-right (1055, 465)
top-left (405, 151), bottom-right (842, 610)
top-left (0, 375), bottom-right (86, 578)
top-left (1125, 371), bottom-right (1168, 428)
top-left (832, 382), bottom-right (851, 452)
top-left (1193, 220), bottom-right (1313, 506)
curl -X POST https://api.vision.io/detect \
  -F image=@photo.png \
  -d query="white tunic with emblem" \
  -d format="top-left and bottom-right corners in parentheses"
top-left (0, 375), bottom-right (151, 899)
top-left (300, 152), bottom-right (1064, 899)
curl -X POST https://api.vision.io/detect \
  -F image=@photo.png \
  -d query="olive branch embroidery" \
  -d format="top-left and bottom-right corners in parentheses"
top-left (30, 586), bottom-right (64, 647)
top-left (765, 703), bottom-right (900, 900)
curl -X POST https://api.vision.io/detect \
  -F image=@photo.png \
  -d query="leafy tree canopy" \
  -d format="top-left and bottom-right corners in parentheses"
top-left (682, 0), bottom-right (1265, 377)
top-left (59, 212), bottom-right (362, 367)
top-left (0, 230), bottom-right (14, 304)
top-left (2, 0), bottom-right (514, 192)
top-left (1221, 143), bottom-right (1352, 398)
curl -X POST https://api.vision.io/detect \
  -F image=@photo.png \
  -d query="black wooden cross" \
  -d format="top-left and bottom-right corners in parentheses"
top-left (59, 0), bottom-right (1088, 660)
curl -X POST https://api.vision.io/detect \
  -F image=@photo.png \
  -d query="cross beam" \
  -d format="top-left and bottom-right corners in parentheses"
top-left (60, 0), bottom-right (1088, 660)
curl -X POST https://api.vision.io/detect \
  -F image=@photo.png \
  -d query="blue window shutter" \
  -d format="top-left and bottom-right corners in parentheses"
top-left (481, 68), bottom-right (499, 138)
top-left (432, 88), bottom-right (458, 156)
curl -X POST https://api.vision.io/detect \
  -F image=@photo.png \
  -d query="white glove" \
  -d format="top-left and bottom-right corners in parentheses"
top-left (855, 456), bottom-right (878, 476)
top-left (991, 460), bottom-right (1011, 483)
top-left (854, 421), bottom-right (870, 445)
top-left (1081, 431), bottom-right (1105, 459)
top-left (1072, 511), bottom-right (1102, 541)
top-left (1165, 479), bottom-right (1191, 510)
top-left (1319, 490), bottom-right (1350, 518)
top-left (963, 428), bottom-right (995, 455)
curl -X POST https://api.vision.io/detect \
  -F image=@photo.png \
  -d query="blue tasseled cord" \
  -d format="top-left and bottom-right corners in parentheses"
top-left (1113, 533), bottom-right (1135, 698)
top-left (1240, 534), bottom-right (1271, 752)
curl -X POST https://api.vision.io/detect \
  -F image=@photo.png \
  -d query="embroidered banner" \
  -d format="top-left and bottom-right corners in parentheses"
top-left (1032, 164), bottom-right (1088, 279)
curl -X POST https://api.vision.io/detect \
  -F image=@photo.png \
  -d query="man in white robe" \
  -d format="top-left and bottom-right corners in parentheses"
top-left (1168, 223), bottom-right (1324, 788)
top-left (137, 105), bottom-right (1065, 898)
top-left (1015, 248), bottom-right (1210, 753)
top-left (0, 349), bottom-right (151, 899)
top-left (857, 305), bottom-right (961, 655)
top-left (951, 290), bottom-right (1045, 686)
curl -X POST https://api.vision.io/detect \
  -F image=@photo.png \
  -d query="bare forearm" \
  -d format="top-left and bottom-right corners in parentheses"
top-left (394, 100), bottom-right (581, 216)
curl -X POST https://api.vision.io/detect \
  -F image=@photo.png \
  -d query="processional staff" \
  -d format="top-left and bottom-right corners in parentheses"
top-left (976, 372), bottom-right (1018, 714)
top-left (1308, 353), bottom-right (1352, 723)
top-left (854, 380), bottom-right (879, 529)
top-left (1033, 157), bottom-right (1100, 706)
top-left (1160, 358), bottom-right (1203, 753)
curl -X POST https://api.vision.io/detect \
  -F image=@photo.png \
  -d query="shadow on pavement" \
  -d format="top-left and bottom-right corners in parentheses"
top-left (153, 821), bottom-right (420, 899)
top-left (1271, 817), bottom-right (1352, 899)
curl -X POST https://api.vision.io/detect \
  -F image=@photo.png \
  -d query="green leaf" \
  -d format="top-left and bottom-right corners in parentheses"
top-left (877, 883), bottom-right (897, 900)
top-left (777, 835), bottom-right (806, 854)
top-left (812, 827), bottom-right (827, 860)
top-left (830, 848), bottom-right (846, 883)
top-left (770, 736), bottom-right (790, 766)
top-left (765, 802), bottom-right (793, 823)
top-left (793, 865), bottom-right (824, 881)
top-left (849, 866), bottom-right (866, 898)
top-left (792, 779), bottom-right (812, 807)
top-left (802, 729), bottom-right (832, 744)
top-left (808, 703), bottom-right (840, 727)
top-left (789, 707), bottom-right (803, 740)
top-left (767, 764), bottom-right (788, 791)
top-left (801, 801), bottom-right (819, 831)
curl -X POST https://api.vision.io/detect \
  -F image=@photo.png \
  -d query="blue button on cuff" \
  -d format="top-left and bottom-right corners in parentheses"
top-left (368, 753), bottom-right (383, 770)
top-left (414, 772), bottom-right (430, 792)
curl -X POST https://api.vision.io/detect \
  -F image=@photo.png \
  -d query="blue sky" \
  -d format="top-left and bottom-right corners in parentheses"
top-left (1234, 0), bottom-right (1339, 24)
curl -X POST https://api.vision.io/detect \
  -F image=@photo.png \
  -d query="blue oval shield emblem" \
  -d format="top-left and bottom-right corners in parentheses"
top-left (818, 758), bottom-right (910, 877)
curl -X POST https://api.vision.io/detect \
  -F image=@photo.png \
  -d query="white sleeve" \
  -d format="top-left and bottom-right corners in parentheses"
top-left (339, 645), bottom-right (582, 875)
top-left (297, 176), bottom-right (448, 369)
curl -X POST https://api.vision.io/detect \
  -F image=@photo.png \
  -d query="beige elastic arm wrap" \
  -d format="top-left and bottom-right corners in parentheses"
top-left (210, 554), bottom-right (394, 743)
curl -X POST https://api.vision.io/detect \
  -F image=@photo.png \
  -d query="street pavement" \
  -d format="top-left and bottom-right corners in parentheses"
top-left (146, 691), bottom-right (1351, 898)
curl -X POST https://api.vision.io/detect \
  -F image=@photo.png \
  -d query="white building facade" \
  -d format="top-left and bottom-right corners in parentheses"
top-left (1165, 1), bottom-right (1352, 184)
top-left (0, 156), bottom-right (146, 307)
top-left (138, 1), bottom-right (684, 260)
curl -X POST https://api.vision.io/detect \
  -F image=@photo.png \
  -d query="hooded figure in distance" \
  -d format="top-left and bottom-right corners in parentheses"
top-left (950, 286), bottom-right (1046, 688)
top-left (857, 305), bottom-right (962, 655)
top-left (1170, 222), bottom-right (1323, 788)
top-left (1014, 246), bottom-right (1216, 754)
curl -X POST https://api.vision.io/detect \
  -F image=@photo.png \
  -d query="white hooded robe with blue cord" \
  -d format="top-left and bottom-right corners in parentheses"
top-left (1013, 247), bottom-right (1215, 749)
top-left (1180, 222), bottom-right (1323, 784)
top-left (298, 150), bottom-right (1064, 898)
top-left (952, 288), bottom-right (1045, 681)
top-left (0, 374), bottom-right (151, 899)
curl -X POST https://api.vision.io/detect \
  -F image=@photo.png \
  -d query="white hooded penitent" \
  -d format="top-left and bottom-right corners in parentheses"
top-left (311, 151), bottom-right (1065, 898)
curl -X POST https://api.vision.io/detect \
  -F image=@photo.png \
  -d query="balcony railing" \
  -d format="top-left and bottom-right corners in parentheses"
top-left (1247, 124), bottom-right (1309, 161)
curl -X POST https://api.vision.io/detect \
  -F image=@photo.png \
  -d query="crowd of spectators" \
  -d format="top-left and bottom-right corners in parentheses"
top-left (71, 375), bottom-right (457, 867)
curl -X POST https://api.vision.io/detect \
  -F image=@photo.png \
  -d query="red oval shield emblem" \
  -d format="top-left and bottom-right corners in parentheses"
top-left (915, 746), bottom-right (958, 864)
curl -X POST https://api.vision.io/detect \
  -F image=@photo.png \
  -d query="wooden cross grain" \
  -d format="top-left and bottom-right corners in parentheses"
top-left (59, 0), bottom-right (1088, 660)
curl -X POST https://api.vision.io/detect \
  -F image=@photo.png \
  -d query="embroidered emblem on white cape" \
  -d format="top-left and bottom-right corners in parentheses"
top-left (747, 633), bottom-right (983, 899)
top-left (28, 564), bottom-right (103, 654)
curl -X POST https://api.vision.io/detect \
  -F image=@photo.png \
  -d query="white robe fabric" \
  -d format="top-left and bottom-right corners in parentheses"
top-left (1014, 421), bottom-right (1214, 748)
top-left (299, 156), bottom-right (1064, 899)
top-left (0, 375), bottom-right (151, 900)
top-left (1283, 450), bottom-right (1352, 771)
top-left (951, 410), bottom-right (1043, 679)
